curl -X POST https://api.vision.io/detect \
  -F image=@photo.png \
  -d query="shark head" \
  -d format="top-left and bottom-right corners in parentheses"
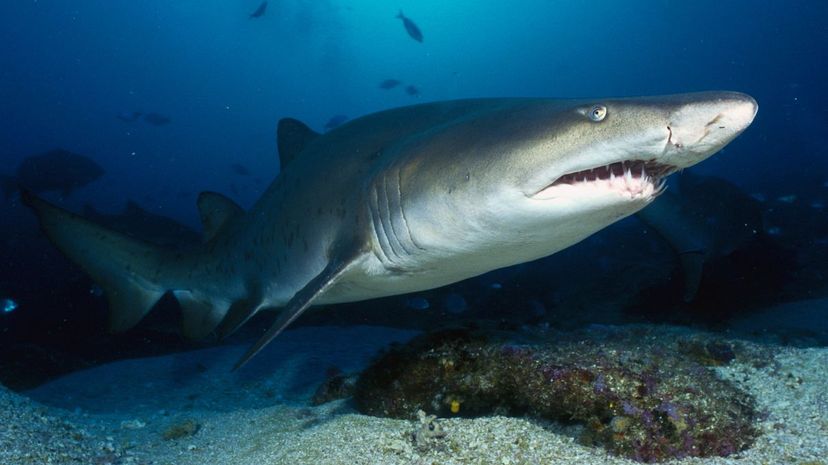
top-left (383, 92), bottom-right (757, 278)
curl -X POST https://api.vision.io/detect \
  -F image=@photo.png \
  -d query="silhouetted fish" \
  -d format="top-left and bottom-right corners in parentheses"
top-left (405, 85), bottom-right (420, 97)
top-left (231, 163), bottom-right (251, 176)
top-left (396, 11), bottom-right (423, 42)
top-left (1, 148), bottom-right (104, 198)
top-left (379, 79), bottom-right (401, 90)
top-left (143, 113), bottom-right (171, 126)
top-left (324, 115), bottom-right (348, 131)
top-left (250, 1), bottom-right (267, 18)
top-left (116, 111), bottom-right (142, 122)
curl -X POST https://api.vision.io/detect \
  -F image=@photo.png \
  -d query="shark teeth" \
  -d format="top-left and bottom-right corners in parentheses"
top-left (553, 160), bottom-right (674, 186)
top-left (534, 160), bottom-right (674, 200)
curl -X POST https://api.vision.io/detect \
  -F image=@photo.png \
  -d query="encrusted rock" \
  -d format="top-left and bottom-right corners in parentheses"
top-left (354, 326), bottom-right (758, 462)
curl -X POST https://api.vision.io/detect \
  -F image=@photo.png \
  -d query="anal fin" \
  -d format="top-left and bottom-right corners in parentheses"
top-left (174, 290), bottom-right (227, 340)
top-left (108, 284), bottom-right (165, 332)
top-left (233, 244), bottom-right (363, 369)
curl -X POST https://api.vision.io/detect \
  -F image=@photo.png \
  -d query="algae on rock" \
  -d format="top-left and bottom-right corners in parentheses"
top-left (354, 326), bottom-right (758, 462)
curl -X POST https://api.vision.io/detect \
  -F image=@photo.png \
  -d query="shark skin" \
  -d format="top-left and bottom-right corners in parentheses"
top-left (23, 92), bottom-right (757, 368)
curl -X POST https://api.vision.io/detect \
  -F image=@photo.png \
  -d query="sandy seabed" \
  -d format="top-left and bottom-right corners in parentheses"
top-left (2, 325), bottom-right (827, 465)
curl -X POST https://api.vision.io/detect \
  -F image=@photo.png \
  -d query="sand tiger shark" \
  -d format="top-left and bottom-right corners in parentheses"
top-left (23, 92), bottom-right (757, 368)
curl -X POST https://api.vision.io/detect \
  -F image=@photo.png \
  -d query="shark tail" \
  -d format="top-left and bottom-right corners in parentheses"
top-left (21, 191), bottom-right (204, 334)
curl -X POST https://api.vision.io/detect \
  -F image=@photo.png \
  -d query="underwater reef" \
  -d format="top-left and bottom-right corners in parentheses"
top-left (353, 326), bottom-right (759, 463)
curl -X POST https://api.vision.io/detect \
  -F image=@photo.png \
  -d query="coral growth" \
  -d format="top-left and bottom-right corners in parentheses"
top-left (354, 326), bottom-right (757, 462)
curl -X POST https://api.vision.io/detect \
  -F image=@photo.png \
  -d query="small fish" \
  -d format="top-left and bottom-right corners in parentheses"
top-left (116, 111), bottom-right (142, 122)
top-left (396, 10), bottom-right (423, 43)
top-left (766, 226), bottom-right (782, 236)
top-left (405, 85), bottom-right (420, 97)
top-left (489, 282), bottom-right (503, 289)
top-left (249, 1), bottom-right (267, 18)
top-left (231, 163), bottom-right (251, 176)
top-left (1, 298), bottom-right (17, 314)
top-left (405, 296), bottom-right (430, 310)
top-left (749, 193), bottom-right (766, 202)
top-left (379, 79), bottom-right (401, 90)
top-left (324, 115), bottom-right (348, 131)
top-left (776, 194), bottom-right (797, 203)
top-left (811, 201), bottom-right (825, 209)
top-left (89, 285), bottom-right (104, 297)
top-left (143, 113), bottom-right (171, 126)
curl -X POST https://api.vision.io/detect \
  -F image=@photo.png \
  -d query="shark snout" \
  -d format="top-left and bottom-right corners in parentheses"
top-left (664, 92), bottom-right (757, 166)
top-left (714, 92), bottom-right (758, 133)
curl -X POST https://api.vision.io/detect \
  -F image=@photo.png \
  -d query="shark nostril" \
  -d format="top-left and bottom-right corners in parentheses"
top-left (666, 125), bottom-right (684, 149)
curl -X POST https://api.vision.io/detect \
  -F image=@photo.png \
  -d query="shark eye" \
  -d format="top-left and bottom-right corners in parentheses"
top-left (588, 105), bottom-right (607, 122)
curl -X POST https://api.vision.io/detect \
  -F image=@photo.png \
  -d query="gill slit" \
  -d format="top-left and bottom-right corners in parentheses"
top-left (396, 169), bottom-right (425, 251)
top-left (381, 175), bottom-right (410, 259)
top-left (369, 185), bottom-right (396, 266)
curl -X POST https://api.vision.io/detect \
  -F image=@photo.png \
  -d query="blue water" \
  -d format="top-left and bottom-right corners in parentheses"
top-left (2, 1), bottom-right (825, 222)
top-left (1, 0), bottom-right (827, 389)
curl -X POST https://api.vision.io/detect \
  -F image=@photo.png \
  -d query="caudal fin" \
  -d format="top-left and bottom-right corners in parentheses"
top-left (23, 191), bottom-right (171, 331)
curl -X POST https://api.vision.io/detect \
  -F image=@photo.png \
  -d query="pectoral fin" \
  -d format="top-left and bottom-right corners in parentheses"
top-left (233, 244), bottom-right (363, 369)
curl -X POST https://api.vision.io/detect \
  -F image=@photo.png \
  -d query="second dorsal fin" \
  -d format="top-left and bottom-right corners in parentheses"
top-left (277, 118), bottom-right (320, 168)
top-left (197, 191), bottom-right (244, 242)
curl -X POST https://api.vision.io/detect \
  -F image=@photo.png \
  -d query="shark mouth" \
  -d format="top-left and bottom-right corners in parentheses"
top-left (534, 160), bottom-right (675, 200)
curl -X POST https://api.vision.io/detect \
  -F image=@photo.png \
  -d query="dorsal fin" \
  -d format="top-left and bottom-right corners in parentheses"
top-left (277, 118), bottom-right (320, 168)
top-left (197, 191), bottom-right (244, 242)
